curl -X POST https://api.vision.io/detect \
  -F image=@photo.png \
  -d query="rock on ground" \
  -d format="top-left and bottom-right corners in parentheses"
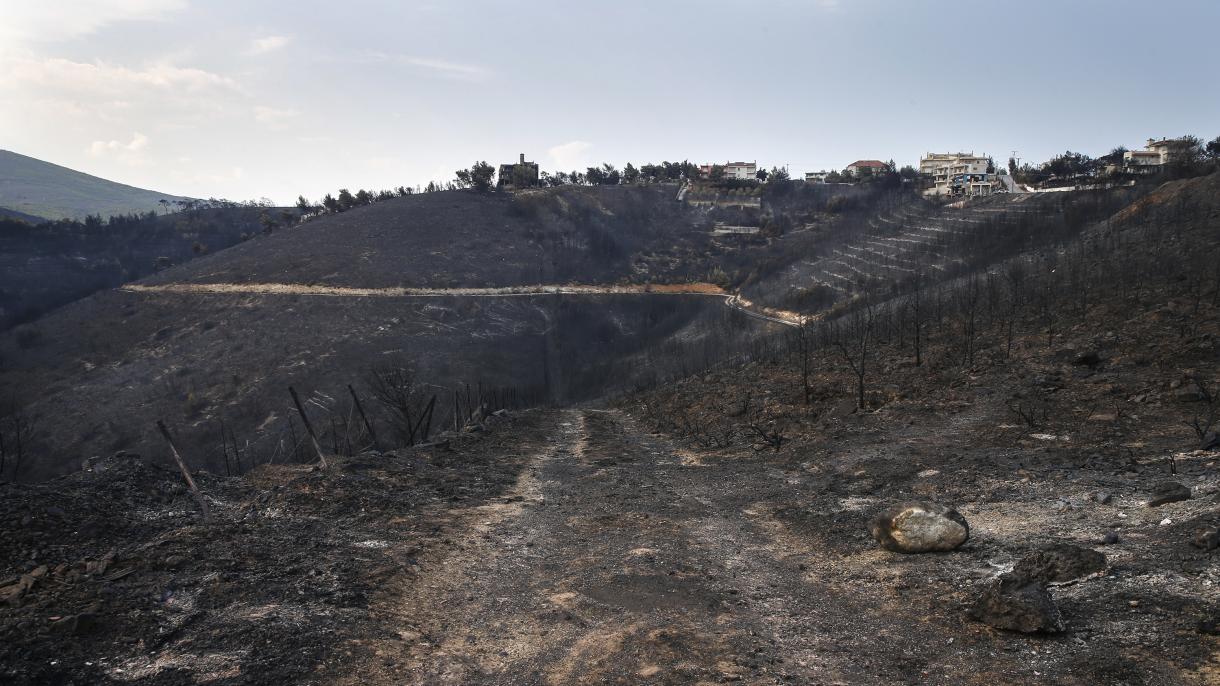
top-left (969, 575), bottom-right (1065, 634)
top-left (1192, 527), bottom-right (1219, 551)
top-left (869, 502), bottom-right (969, 553)
top-left (1147, 481), bottom-right (1191, 507)
top-left (1012, 544), bottom-right (1107, 583)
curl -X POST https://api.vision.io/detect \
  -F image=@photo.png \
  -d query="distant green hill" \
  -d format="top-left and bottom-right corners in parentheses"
top-left (0, 149), bottom-right (189, 221)
top-left (0, 205), bottom-right (45, 223)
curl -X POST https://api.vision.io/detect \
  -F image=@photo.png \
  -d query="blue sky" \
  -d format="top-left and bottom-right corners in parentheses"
top-left (2, 0), bottom-right (1217, 203)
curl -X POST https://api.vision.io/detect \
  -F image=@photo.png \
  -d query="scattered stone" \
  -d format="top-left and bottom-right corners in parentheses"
top-left (1092, 491), bottom-right (1112, 505)
top-left (1073, 350), bottom-right (1101, 366)
top-left (1012, 544), bottom-right (1107, 583)
top-left (1199, 617), bottom-right (1220, 636)
top-left (869, 502), bottom-right (969, 553)
top-left (1087, 412), bottom-right (1118, 423)
top-left (1192, 527), bottom-right (1219, 551)
top-left (969, 575), bottom-right (1064, 633)
top-left (1101, 531), bottom-right (1121, 545)
top-left (1147, 482), bottom-right (1191, 507)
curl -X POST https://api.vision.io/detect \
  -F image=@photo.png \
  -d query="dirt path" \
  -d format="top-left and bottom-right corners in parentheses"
top-left (334, 408), bottom-right (1064, 685)
top-left (120, 282), bottom-right (727, 298)
top-left (121, 281), bottom-right (803, 327)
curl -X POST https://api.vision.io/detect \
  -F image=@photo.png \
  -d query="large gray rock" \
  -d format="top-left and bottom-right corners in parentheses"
top-left (969, 575), bottom-right (1064, 633)
top-left (869, 502), bottom-right (969, 553)
top-left (1013, 544), bottom-right (1107, 583)
top-left (1147, 481), bottom-right (1191, 507)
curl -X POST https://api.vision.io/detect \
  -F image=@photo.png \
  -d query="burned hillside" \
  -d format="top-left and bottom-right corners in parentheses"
top-left (1, 172), bottom-right (1218, 684)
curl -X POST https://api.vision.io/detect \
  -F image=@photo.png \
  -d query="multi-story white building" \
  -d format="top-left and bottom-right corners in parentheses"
top-left (920, 152), bottom-right (993, 196)
top-left (1122, 137), bottom-right (1193, 173)
top-left (699, 161), bottom-right (758, 180)
top-left (918, 152), bottom-right (976, 176)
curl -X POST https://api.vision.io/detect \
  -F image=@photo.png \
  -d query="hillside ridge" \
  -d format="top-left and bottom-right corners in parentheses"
top-left (0, 149), bottom-right (189, 221)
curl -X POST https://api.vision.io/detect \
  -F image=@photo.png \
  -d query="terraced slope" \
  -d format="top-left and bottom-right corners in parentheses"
top-left (748, 189), bottom-right (1145, 309)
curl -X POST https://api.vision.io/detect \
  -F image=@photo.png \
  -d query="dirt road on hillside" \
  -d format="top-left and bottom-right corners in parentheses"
top-left (121, 281), bottom-right (804, 326)
top-left (336, 408), bottom-right (1156, 685)
top-left (121, 283), bottom-right (728, 298)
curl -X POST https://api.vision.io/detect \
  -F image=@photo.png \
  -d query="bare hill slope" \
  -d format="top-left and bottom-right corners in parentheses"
top-left (0, 150), bottom-right (189, 221)
top-left (0, 185), bottom-right (762, 481)
top-left (154, 185), bottom-right (716, 288)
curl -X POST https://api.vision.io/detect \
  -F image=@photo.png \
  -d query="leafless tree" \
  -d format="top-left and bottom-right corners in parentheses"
top-left (1006, 390), bottom-right (1049, 428)
top-left (1184, 374), bottom-right (1219, 449)
top-left (957, 274), bottom-right (981, 367)
top-left (831, 302), bottom-right (876, 410)
top-left (366, 358), bottom-right (429, 446)
top-left (746, 407), bottom-right (786, 452)
top-left (911, 270), bottom-right (925, 366)
top-left (797, 321), bottom-right (815, 404)
top-left (0, 407), bottom-right (32, 482)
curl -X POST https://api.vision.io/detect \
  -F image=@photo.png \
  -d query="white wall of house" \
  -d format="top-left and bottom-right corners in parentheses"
top-left (920, 153), bottom-right (985, 176)
top-left (921, 153), bottom-right (990, 196)
top-left (724, 162), bottom-right (757, 180)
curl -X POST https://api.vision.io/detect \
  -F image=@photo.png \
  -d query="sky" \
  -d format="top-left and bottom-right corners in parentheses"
top-left (2, 0), bottom-right (1218, 204)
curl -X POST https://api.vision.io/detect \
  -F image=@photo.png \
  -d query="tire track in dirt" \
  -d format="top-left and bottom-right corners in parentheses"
top-left (329, 406), bottom-right (1113, 684)
top-left (332, 408), bottom-right (844, 684)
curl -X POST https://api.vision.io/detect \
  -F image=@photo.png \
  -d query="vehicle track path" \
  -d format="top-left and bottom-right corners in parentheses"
top-left (337, 408), bottom-right (1026, 685)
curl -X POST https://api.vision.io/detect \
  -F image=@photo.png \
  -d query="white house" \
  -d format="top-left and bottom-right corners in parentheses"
top-left (918, 152), bottom-right (975, 176)
top-left (700, 161), bottom-right (758, 180)
top-left (1123, 137), bottom-right (1193, 172)
top-left (920, 152), bottom-right (993, 196)
top-left (724, 161), bottom-right (758, 180)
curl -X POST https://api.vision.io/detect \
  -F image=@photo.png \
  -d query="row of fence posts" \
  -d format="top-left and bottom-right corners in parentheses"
top-left (155, 379), bottom-right (546, 519)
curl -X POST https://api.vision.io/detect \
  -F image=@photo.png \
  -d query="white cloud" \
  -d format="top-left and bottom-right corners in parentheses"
top-left (248, 35), bottom-right (290, 56)
top-left (402, 57), bottom-right (489, 81)
top-left (1, 57), bottom-right (238, 95)
top-left (87, 132), bottom-right (150, 165)
top-left (253, 105), bottom-right (300, 126)
top-left (0, 0), bottom-right (187, 47)
top-left (548, 141), bottom-right (593, 171)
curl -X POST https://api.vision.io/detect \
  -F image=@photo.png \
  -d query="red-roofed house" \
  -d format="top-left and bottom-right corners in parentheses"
top-left (845, 160), bottom-right (890, 175)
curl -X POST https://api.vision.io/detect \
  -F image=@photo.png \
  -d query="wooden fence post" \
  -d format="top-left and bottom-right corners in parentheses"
top-left (348, 384), bottom-right (379, 451)
top-left (289, 386), bottom-right (329, 468)
top-left (156, 420), bottom-right (210, 519)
